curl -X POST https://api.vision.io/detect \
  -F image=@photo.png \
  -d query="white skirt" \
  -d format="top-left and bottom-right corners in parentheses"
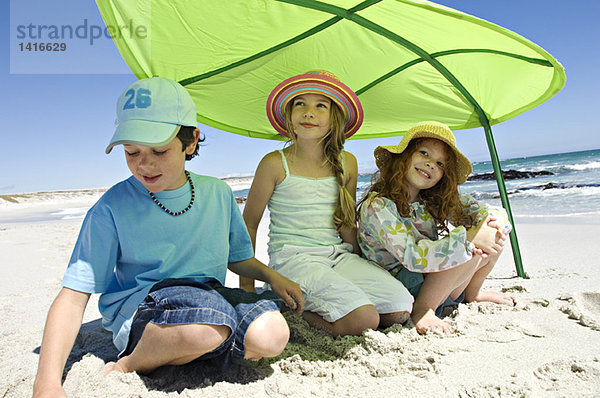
top-left (269, 243), bottom-right (413, 322)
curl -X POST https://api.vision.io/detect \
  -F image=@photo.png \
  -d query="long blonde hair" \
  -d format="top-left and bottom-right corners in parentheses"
top-left (358, 138), bottom-right (475, 235)
top-left (284, 100), bottom-right (356, 231)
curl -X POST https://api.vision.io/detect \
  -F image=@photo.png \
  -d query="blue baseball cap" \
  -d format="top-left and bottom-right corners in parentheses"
top-left (105, 77), bottom-right (197, 154)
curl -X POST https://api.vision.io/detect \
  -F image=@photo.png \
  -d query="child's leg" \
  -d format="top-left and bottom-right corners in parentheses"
top-left (332, 249), bottom-right (413, 328)
top-left (244, 311), bottom-right (290, 359)
top-left (302, 304), bottom-right (380, 337)
top-left (379, 311), bottom-right (411, 327)
top-left (111, 322), bottom-right (231, 374)
top-left (218, 287), bottom-right (289, 360)
top-left (106, 284), bottom-right (241, 375)
top-left (461, 250), bottom-right (513, 305)
top-left (412, 255), bottom-right (483, 334)
top-left (269, 246), bottom-right (380, 337)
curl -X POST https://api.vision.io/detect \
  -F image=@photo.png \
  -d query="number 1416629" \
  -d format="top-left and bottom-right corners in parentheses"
top-left (18, 42), bottom-right (67, 51)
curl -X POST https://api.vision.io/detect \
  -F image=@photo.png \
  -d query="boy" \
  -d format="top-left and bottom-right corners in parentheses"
top-left (33, 77), bottom-right (304, 396)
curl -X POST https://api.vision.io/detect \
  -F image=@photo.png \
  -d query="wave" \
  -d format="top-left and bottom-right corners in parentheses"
top-left (468, 183), bottom-right (600, 200)
top-left (471, 149), bottom-right (600, 176)
top-left (50, 207), bottom-right (90, 220)
top-left (515, 210), bottom-right (600, 222)
top-left (222, 176), bottom-right (254, 191)
top-left (471, 162), bottom-right (600, 177)
top-left (524, 163), bottom-right (600, 175)
top-left (564, 161), bottom-right (600, 171)
top-left (517, 211), bottom-right (600, 218)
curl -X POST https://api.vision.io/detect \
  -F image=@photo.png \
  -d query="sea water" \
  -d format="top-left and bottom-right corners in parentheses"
top-left (230, 149), bottom-right (599, 224)
top-left (4, 149), bottom-right (598, 225)
top-left (466, 149), bottom-right (599, 224)
top-left (355, 149), bottom-right (600, 224)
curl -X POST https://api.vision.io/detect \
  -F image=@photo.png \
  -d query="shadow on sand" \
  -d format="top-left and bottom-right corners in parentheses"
top-left (34, 315), bottom-right (366, 393)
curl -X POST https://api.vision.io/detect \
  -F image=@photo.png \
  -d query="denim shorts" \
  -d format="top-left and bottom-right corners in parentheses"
top-left (396, 268), bottom-right (464, 317)
top-left (121, 278), bottom-right (282, 370)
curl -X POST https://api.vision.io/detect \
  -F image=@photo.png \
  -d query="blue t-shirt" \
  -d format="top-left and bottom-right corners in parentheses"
top-left (61, 172), bottom-right (254, 353)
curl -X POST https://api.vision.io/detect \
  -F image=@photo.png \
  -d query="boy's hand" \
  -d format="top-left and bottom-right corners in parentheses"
top-left (34, 288), bottom-right (90, 398)
top-left (268, 273), bottom-right (305, 315)
top-left (228, 257), bottom-right (304, 313)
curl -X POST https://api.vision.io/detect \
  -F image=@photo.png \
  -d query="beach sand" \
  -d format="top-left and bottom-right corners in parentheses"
top-left (1, 193), bottom-right (600, 397)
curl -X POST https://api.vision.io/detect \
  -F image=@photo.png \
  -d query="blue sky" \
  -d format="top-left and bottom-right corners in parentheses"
top-left (2, 0), bottom-right (599, 194)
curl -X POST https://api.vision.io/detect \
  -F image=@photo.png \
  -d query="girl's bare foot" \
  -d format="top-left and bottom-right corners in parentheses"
top-left (102, 360), bottom-right (127, 376)
top-left (396, 310), bottom-right (410, 324)
top-left (473, 291), bottom-right (514, 306)
top-left (412, 308), bottom-right (454, 334)
top-left (380, 310), bottom-right (411, 328)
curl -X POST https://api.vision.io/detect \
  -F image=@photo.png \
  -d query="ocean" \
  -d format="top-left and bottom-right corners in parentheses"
top-left (357, 149), bottom-right (600, 224)
top-left (460, 149), bottom-right (600, 224)
top-left (231, 148), bottom-right (600, 225)
top-left (2, 149), bottom-right (599, 225)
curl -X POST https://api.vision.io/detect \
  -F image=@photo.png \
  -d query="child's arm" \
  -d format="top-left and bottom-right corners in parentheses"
top-left (33, 287), bottom-right (90, 398)
top-left (229, 257), bottom-right (305, 313)
top-left (466, 216), bottom-right (506, 256)
top-left (338, 151), bottom-right (361, 254)
top-left (461, 194), bottom-right (511, 256)
top-left (461, 194), bottom-right (512, 235)
top-left (240, 152), bottom-right (282, 292)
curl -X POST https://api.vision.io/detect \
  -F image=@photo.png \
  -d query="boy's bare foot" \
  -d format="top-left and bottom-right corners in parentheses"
top-left (412, 308), bottom-right (454, 335)
top-left (473, 291), bottom-right (514, 306)
top-left (102, 361), bottom-right (127, 376)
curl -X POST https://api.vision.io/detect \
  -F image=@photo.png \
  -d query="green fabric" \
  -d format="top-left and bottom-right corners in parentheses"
top-left (96, 0), bottom-right (565, 140)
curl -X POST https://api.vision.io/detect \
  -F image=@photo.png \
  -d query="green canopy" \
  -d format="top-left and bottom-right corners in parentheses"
top-left (97, 0), bottom-right (566, 277)
top-left (96, 0), bottom-right (564, 139)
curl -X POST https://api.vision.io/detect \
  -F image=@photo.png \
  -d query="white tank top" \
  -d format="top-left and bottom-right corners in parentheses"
top-left (267, 150), bottom-right (343, 254)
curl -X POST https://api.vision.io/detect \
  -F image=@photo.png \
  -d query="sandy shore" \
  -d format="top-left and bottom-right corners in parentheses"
top-left (1, 194), bottom-right (599, 397)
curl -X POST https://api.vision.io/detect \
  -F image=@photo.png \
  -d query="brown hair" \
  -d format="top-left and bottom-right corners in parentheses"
top-left (283, 100), bottom-right (356, 231)
top-left (177, 126), bottom-right (205, 160)
top-left (358, 138), bottom-right (475, 235)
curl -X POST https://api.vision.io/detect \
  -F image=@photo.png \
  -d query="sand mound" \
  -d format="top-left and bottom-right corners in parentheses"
top-left (560, 292), bottom-right (600, 331)
top-left (533, 357), bottom-right (600, 395)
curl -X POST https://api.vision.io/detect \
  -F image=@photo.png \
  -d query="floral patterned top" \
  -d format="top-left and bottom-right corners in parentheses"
top-left (358, 192), bottom-right (512, 276)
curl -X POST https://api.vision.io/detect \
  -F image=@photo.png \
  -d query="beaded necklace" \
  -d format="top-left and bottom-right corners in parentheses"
top-left (148, 171), bottom-right (195, 216)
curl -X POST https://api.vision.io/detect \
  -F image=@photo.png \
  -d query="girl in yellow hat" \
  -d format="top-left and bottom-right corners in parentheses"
top-left (358, 121), bottom-right (514, 334)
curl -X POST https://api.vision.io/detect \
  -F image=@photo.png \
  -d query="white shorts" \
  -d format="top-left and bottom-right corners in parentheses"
top-left (269, 243), bottom-right (413, 322)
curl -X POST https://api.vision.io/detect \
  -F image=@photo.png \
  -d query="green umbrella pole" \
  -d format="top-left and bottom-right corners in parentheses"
top-left (480, 121), bottom-right (527, 278)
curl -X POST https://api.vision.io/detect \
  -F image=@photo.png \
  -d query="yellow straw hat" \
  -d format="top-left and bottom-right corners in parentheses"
top-left (374, 121), bottom-right (473, 184)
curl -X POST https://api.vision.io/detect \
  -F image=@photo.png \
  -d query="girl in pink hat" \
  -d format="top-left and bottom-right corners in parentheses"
top-left (358, 121), bottom-right (514, 335)
top-left (241, 70), bottom-right (413, 337)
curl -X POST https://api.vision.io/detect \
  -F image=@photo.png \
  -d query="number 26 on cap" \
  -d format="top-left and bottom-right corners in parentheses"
top-left (123, 88), bottom-right (151, 109)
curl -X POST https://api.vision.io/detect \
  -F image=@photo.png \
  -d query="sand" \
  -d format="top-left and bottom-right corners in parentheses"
top-left (1, 192), bottom-right (600, 397)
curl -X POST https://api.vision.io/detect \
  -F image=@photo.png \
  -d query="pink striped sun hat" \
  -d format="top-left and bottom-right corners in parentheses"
top-left (266, 70), bottom-right (364, 138)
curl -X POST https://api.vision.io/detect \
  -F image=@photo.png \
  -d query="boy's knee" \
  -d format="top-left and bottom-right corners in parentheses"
top-left (245, 311), bottom-right (290, 357)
